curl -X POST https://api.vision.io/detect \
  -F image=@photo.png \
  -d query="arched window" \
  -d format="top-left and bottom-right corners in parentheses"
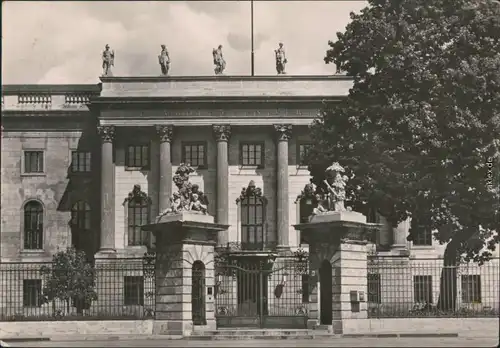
top-left (237, 180), bottom-right (267, 251)
top-left (24, 201), bottom-right (43, 250)
top-left (71, 201), bottom-right (91, 230)
top-left (124, 185), bottom-right (152, 246)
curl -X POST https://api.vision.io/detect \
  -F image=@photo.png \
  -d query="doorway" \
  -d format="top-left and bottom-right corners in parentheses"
top-left (319, 260), bottom-right (332, 325)
top-left (192, 261), bottom-right (206, 325)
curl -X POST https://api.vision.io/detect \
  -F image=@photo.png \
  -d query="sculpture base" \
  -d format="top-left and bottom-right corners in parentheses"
top-left (156, 211), bottom-right (214, 224)
top-left (309, 211), bottom-right (366, 224)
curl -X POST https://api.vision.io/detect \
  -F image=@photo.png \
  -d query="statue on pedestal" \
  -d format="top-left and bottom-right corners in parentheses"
top-left (213, 45), bottom-right (226, 75)
top-left (275, 42), bottom-right (287, 74)
top-left (156, 163), bottom-right (209, 221)
top-left (323, 162), bottom-right (348, 212)
top-left (102, 44), bottom-right (115, 76)
top-left (158, 44), bottom-right (171, 76)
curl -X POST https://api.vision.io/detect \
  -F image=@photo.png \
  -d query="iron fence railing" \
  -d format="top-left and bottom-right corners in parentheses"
top-left (367, 256), bottom-right (500, 318)
top-left (0, 257), bottom-right (155, 321)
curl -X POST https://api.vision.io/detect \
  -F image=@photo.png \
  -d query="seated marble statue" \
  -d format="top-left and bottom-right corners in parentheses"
top-left (310, 194), bottom-right (327, 220)
top-left (189, 193), bottom-right (208, 214)
top-left (156, 192), bottom-right (181, 222)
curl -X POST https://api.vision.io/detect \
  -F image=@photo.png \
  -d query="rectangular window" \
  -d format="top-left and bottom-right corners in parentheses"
top-left (126, 145), bottom-right (150, 169)
top-left (182, 142), bottom-right (207, 168)
top-left (368, 273), bottom-right (381, 304)
top-left (413, 229), bottom-right (433, 246)
top-left (240, 142), bottom-right (264, 167)
top-left (23, 279), bottom-right (42, 307)
top-left (461, 275), bottom-right (481, 303)
top-left (124, 276), bottom-right (144, 306)
top-left (297, 143), bottom-right (313, 166)
top-left (414, 275), bottom-right (433, 303)
top-left (23, 151), bottom-right (44, 173)
top-left (71, 151), bottom-right (91, 172)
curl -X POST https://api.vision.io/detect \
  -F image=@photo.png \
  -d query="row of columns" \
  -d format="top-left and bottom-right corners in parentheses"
top-left (96, 124), bottom-right (294, 253)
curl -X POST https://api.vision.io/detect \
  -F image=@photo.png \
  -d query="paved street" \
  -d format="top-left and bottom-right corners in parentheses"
top-left (5, 337), bottom-right (499, 347)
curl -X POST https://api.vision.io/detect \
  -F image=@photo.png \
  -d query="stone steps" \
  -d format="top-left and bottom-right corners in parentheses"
top-left (188, 329), bottom-right (335, 340)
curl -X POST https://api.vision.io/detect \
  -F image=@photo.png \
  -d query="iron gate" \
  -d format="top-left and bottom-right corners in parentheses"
top-left (214, 254), bottom-right (310, 329)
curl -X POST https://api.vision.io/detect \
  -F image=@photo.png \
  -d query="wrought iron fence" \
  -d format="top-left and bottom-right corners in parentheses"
top-left (0, 256), bottom-right (156, 321)
top-left (367, 256), bottom-right (500, 318)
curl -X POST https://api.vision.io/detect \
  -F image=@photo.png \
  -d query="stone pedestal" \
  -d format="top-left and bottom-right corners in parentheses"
top-left (294, 211), bottom-right (380, 334)
top-left (143, 211), bottom-right (229, 336)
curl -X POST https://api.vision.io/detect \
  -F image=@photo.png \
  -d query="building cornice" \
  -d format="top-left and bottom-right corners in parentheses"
top-left (89, 96), bottom-right (342, 105)
top-left (1, 84), bottom-right (101, 94)
top-left (99, 74), bottom-right (353, 83)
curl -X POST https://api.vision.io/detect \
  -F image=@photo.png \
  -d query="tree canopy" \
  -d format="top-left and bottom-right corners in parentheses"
top-left (308, 0), bottom-right (500, 264)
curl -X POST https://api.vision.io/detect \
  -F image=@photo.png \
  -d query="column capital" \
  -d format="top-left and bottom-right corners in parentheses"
top-left (156, 125), bottom-right (174, 143)
top-left (213, 124), bottom-right (231, 142)
top-left (97, 126), bottom-right (115, 143)
top-left (274, 124), bottom-right (292, 141)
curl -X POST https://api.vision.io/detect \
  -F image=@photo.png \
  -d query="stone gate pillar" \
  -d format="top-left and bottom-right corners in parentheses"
top-left (295, 211), bottom-right (380, 334)
top-left (144, 212), bottom-right (229, 336)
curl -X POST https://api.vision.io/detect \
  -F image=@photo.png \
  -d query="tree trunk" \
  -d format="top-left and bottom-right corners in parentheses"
top-left (436, 241), bottom-right (458, 311)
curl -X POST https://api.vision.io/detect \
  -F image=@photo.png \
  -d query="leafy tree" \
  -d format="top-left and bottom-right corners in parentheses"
top-left (40, 247), bottom-right (98, 316)
top-left (309, 0), bottom-right (500, 311)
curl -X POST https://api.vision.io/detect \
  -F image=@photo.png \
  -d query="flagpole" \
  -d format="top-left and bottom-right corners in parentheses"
top-left (251, 0), bottom-right (255, 76)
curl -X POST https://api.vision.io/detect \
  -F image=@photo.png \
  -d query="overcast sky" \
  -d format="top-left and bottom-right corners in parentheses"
top-left (2, 1), bottom-right (367, 84)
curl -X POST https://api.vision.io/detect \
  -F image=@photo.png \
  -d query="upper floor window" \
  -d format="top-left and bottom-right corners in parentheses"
top-left (297, 143), bottom-right (313, 166)
top-left (461, 275), bottom-right (481, 303)
top-left (23, 151), bottom-right (44, 174)
top-left (124, 185), bottom-right (152, 246)
top-left (71, 201), bottom-right (91, 230)
top-left (126, 144), bottom-right (150, 170)
top-left (367, 208), bottom-right (379, 244)
top-left (71, 151), bottom-right (91, 173)
top-left (413, 229), bottom-right (432, 246)
top-left (237, 181), bottom-right (267, 250)
top-left (240, 142), bottom-right (264, 167)
top-left (182, 142), bottom-right (207, 169)
top-left (24, 201), bottom-right (43, 250)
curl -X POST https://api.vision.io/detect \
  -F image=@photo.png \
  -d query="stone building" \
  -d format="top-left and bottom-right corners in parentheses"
top-left (1, 75), bottom-right (498, 324)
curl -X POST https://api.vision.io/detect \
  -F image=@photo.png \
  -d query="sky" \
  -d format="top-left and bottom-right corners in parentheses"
top-left (2, 1), bottom-right (368, 84)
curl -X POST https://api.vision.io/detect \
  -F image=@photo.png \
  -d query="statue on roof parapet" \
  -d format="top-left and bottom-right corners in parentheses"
top-left (156, 163), bottom-right (209, 221)
top-left (213, 44), bottom-right (226, 75)
top-left (275, 42), bottom-right (287, 75)
top-left (102, 44), bottom-right (115, 77)
top-left (158, 44), bottom-right (171, 76)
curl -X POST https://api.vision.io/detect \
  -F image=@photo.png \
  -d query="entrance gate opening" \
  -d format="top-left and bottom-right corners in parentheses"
top-left (215, 260), bottom-right (309, 329)
top-left (319, 260), bottom-right (332, 325)
top-left (192, 260), bottom-right (206, 325)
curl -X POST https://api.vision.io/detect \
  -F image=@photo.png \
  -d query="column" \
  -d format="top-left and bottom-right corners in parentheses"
top-left (212, 125), bottom-right (231, 245)
top-left (274, 124), bottom-right (292, 248)
top-left (97, 125), bottom-right (116, 252)
top-left (156, 125), bottom-right (174, 214)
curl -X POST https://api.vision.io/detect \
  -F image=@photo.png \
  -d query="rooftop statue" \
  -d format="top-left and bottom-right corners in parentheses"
top-left (158, 44), bottom-right (171, 76)
top-left (275, 42), bottom-right (287, 75)
top-left (102, 44), bottom-right (115, 77)
top-left (156, 163), bottom-right (209, 221)
top-left (213, 44), bottom-right (226, 75)
top-left (323, 162), bottom-right (349, 212)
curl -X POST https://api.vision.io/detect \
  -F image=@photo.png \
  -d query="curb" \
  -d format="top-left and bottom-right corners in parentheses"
top-left (0, 335), bottom-right (183, 342)
top-left (0, 340), bottom-right (10, 347)
top-left (341, 333), bottom-right (459, 338)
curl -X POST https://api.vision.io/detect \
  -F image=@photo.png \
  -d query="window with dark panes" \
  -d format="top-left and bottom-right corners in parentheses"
top-left (368, 273), bottom-right (381, 303)
top-left (298, 143), bottom-right (313, 166)
top-left (182, 142), bottom-right (206, 168)
top-left (461, 275), bottom-right (481, 303)
top-left (240, 143), bottom-right (264, 167)
top-left (24, 151), bottom-right (44, 173)
top-left (124, 276), bottom-right (144, 305)
top-left (413, 229), bottom-right (433, 246)
top-left (71, 151), bottom-right (91, 172)
top-left (23, 279), bottom-right (42, 307)
top-left (126, 145), bottom-right (149, 169)
top-left (241, 195), bottom-right (265, 250)
top-left (128, 199), bottom-right (150, 246)
top-left (24, 201), bottom-right (43, 250)
top-left (413, 275), bottom-right (433, 303)
top-left (71, 201), bottom-right (91, 230)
